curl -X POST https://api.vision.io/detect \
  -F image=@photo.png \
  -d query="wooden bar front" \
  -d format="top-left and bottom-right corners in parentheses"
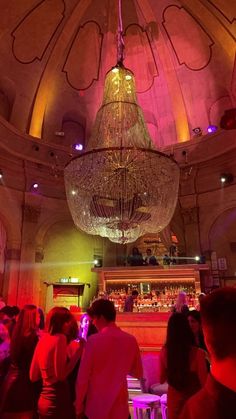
top-left (116, 312), bottom-right (170, 352)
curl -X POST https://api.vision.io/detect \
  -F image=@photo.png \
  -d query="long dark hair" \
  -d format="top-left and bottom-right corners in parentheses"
top-left (188, 310), bottom-right (207, 350)
top-left (166, 312), bottom-right (195, 391)
top-left (46, 306), bottom-right (77, 342)
top-left (11, 304), bottom-right (38, 361)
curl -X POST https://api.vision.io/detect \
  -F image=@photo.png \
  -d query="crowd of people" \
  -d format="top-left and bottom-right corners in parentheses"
top-left (127, 247), bottom-right (159, 266)
top-left (127, 246), bottom-right (179, 267)
top-left (158, 287), bottom-right (236, 419)
top-left (0, 286), bottom-right (235, 418)
top-left (0, 299), bottom-right (142, 419)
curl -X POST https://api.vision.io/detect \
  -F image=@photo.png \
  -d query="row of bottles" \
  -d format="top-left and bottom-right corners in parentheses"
top-left (105, 284), bottom-right (198, 312)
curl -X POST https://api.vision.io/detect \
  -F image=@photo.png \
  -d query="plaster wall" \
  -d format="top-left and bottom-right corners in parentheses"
top-left (41, 220), bottom-right (104, 310)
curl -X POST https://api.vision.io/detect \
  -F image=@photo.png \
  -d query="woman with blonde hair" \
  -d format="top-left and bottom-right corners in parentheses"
top-left (172, 291), bottom-right (189, 315)
top-left (30, 307), bottom-right (84, 419)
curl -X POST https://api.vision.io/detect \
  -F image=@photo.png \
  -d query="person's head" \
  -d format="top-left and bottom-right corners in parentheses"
top-left (46, 306), bottom-right (77, 341)
top-left (87, 299), bottom-right (116, 331)
top-left (131, 290), bottom-right (139, 300)
top-left (0, 321), bottom-right (9, 343)
top-left (10, 305), bottom-right (38, 358)
top-left (198, 292), bottom-right (206, 304)
top-left (201, 287), bottom-right (236, 361)
top-left (0, 305), bottom-right (14, 320)
top-left (79, 313), bottom-right (93, 340)
top-left (14, 305), bottom-right (38, 337)
top-left (146, 248), bottom-right (152, 256)
top-left (188, 310), bottom-right (201, 336)
top-left (132, 247), bottom-right (139, 255)
top-left (37, 307), bottom-right (45, 330)
top-left (176, 291), bottom-right (187, 307)
top-left (167, 312), bottom-right (194, 348)
top-left (80, 313), bottom-right (91, 329)
top-left (166, 313), bottom-right (195, 390)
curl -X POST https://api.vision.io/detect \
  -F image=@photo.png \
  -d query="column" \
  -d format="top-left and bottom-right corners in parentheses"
top-left (4, 247), bottom-right (21, 305)
top-left (17, 203), bottom-right (41, 307)
top-left (181, 205), bottom-right (201, 257)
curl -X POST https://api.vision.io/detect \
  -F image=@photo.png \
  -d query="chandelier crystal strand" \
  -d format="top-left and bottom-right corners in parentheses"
top-left (64, 2), bottom-right (180, 244)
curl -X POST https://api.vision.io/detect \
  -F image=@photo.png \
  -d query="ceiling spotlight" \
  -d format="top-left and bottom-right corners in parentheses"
top-left (220, 173), bottom-right (234, 184)
top-left (32, 183), bottom-right (39, 190)
top-left (220, 175), bottom-right (226, 183)
top-left (93, 259), bottom-right (99, 266)
top-left (207, 125), bottom-right (218, 133)
top-left (192, 127), bottom-right (202, 137)
top-left (195, 256), bottom-right (200, 261)
top-left (0, 171), bottom-right (3, 179)
top-left (73, 143), bottom-right (83, 151)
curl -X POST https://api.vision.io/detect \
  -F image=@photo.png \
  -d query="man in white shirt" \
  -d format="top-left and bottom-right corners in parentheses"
top-left (75, 299), bottom-right (143, 419)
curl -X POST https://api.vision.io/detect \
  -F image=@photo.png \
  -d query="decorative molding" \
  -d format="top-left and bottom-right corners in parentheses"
top-left (11, 0), bottom-right (65, 64)
top-left (207, 0), bottom-right (236, 25)
top-left (162, 5), bottom-right (214, 71)
top-left (63, 21), bottom-right (103, 91)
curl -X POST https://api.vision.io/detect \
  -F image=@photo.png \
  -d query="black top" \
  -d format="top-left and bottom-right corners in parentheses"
top-left (180, 373), bottom-right (236, 419)
top-left (127, 254), bottom-right (144, 266)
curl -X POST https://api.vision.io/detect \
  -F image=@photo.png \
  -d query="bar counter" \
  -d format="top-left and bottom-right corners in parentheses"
top-left (116, 312), bottom-right (170, 352)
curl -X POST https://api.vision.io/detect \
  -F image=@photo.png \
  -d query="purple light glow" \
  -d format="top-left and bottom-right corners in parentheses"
top-left (74, 143), bottom-right (83, 151)
top-left (207, 125), bottom-right (218, 133)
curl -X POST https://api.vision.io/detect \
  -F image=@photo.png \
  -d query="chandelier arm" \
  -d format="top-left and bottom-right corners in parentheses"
top-left (117, 0), bottom-right (125, 64)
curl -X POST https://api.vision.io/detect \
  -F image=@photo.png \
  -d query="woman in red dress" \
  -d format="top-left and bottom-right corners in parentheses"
top-left (30, 307), bottom-right (83, 419)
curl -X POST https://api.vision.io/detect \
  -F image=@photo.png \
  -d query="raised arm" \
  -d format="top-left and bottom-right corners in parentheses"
top-left (54, 334), bottom-right (82, 381)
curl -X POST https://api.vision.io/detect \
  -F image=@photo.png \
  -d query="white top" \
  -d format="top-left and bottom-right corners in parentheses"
top-left (75, 323), bottom-right (143, 419)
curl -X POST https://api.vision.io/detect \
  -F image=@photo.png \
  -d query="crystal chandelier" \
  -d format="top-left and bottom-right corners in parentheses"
top-left (64, 1), bottom-right (180, 244)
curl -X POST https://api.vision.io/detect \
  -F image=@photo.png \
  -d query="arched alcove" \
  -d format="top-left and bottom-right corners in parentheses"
top-left (209, 208), bottom-right (236, 277)
top-left (62, 119), bottom-right (85, 148)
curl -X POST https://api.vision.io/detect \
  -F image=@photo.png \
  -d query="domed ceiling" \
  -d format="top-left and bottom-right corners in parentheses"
top-left (0, 0), bottom-right (235, 151)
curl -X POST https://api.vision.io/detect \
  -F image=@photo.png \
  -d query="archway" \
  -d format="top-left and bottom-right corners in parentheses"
top-left (209, 208), bottom-right (236, 278)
